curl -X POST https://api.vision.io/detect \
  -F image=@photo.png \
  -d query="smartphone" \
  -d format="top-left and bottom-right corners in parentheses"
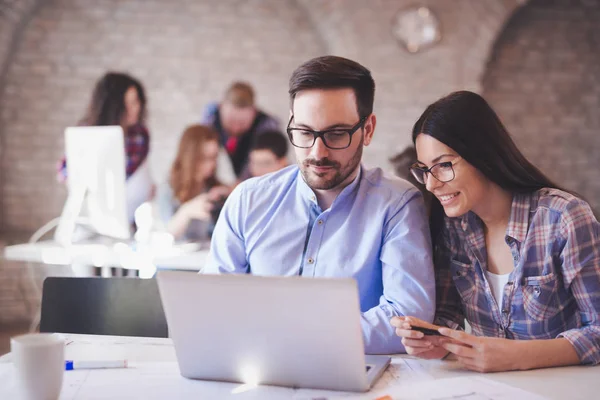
top-left (410, 326), bottom-right (442, 336)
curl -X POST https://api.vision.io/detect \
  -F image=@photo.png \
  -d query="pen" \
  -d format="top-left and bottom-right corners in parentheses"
top-left (65, 360), bottom-right (128, 370)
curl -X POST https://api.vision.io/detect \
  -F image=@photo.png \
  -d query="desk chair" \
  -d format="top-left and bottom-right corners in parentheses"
top-left (40, 277), bottom-right (168, 338)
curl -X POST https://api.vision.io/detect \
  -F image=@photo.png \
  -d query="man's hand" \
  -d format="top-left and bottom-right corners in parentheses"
top-left (390, 316), bottom-right (449, 360)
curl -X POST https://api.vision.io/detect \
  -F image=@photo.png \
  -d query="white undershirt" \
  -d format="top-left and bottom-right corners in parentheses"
top-left (485, 270), bottom-right (511, 307)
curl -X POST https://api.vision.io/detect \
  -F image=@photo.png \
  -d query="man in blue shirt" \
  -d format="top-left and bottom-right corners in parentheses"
top-left (205, 56), bottom-right (435, 354)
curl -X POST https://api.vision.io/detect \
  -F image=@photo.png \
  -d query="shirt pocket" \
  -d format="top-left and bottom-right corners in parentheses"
top-left (450, 259), bottom-right (476, 303)
top-left (521, 273), bottom-right (560, 322)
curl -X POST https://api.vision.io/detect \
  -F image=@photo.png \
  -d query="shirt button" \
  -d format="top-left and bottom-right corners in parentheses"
top-left (307, 258), bottom-right (314, 264)
top-left (513, 254), bottom-right (519, 262)
top-left (310, 195), bottom-right (316, 201)
top-left (507, 281), bottom-right (514, 286)
top-left (502, 309), bottom-right (509, 315)
top-left (455, 271), bottom-right (462, 277)
top-left (317, 220), bottom-right (323, 225)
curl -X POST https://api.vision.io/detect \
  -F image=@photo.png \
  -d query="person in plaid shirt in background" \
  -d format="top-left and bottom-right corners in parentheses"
top-left (57, 72), bottom-right (150, 183)
top-left (392, 91), bottom-right (599, 372)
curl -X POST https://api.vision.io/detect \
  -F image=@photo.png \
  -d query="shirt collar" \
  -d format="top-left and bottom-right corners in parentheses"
top-left (505, 192), bottom-right (532, 243)
top-left (458, 192), bottom-right (531, 244)
top-left (296, 164), bottom-right (363, 209)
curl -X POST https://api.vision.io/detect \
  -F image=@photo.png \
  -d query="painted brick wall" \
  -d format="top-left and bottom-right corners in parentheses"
top-left (0, 0), bottom-right (45, 326)
top-left (482, 0), bottom-right (600, 215)
top-left (0, 0), bottom-right (523, 235)
top-left (0, 0), bottom-right (326, 235)
top-left (297, 0), bottom-right (524, 168)
top-left (0, 0), bottom-right (556, 325)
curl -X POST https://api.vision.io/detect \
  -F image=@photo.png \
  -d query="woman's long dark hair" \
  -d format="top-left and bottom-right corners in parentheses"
top-left (81, 72), bottom-right (147, 127)
top-left (412, 91), bottom-right (566, 244)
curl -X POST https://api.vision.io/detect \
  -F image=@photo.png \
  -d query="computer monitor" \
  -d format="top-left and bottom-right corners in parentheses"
top-left (55, 126), bottom-right (131, 245)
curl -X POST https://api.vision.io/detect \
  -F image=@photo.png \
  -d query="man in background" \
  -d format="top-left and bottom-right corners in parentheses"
top-left (247, 130), bottom-right (289, 178)
top-left (201, 82), bottom-right (280, 178)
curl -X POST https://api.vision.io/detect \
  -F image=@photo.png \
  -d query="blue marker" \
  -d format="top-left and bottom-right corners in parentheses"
top-left (65, 360), bottom-right (128, 370)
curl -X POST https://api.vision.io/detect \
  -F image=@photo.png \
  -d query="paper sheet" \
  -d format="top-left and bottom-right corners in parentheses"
top-left (367, 376), bottom-right (549, 400)
top-left (293, 358), bottom-right (435, 400)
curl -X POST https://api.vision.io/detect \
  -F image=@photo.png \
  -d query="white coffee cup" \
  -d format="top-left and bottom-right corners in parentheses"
top-left (10, 333), bottom-right (65, 400)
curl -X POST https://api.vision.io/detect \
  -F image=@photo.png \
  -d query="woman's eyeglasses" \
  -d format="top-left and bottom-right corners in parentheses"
top-left (409, 157), bottom-right (462, 185)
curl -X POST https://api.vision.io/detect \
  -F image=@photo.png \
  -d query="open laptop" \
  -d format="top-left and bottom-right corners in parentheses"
top-left (156, 272), bottom-right (390, 392)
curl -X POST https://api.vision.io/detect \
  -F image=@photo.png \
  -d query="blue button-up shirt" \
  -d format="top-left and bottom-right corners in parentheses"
top-left (205, 165), bottom-right (435, 354)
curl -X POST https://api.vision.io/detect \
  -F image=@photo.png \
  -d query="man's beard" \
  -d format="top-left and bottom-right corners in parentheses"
top-left (299, 135), bottom-right (363, 191)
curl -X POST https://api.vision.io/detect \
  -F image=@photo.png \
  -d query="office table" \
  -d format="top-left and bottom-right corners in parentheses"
top-left (2, 240), bottom-right (207, 332)
top-left (3, 240), bottom-right (208, 271)
top-left (1, 334), bottom-right (598, 399)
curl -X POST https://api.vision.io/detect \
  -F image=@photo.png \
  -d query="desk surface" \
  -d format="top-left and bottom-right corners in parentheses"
top-left (1, 334), bottom-right (598, 399)
top-left (2, 240), bottom-right (208, 271)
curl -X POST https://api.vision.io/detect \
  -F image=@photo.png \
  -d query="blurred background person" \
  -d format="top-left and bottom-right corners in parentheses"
top-left (155, 125), bottom-right (231, 241)
top-left (56, 71), bottom-right (154, 222)
top-left (58, 72), bottom-right (150, 184)
top-left (201, 81), bottom-right (280, 179)
top-left (390, 146), bottom-right (432, 212)
top-left (247, 130), bottom-right (289, 179)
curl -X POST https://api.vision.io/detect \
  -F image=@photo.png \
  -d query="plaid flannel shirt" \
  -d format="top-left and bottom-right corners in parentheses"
top-left (434, 188), bottom-right (600, 365)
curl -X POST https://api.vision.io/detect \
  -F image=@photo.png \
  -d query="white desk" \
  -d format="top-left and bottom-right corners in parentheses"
top-left (3, 240), bottom-right (209, 271)
top-left (1, 334), bottom-right (598, 399)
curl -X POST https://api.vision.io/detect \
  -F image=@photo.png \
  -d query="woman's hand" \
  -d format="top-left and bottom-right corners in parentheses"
top-left (182, 194), bottom-right (213, 221)
top-left (438, 327), bottom-right (523, 372)
top-left (207, 185), bottom-right (231, 201)
top-left (390, 316), bottom-right (449, 360)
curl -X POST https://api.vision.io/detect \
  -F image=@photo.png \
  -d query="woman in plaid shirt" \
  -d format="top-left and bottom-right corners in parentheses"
top-left (391, 91), bottom-right (600, 372)
top-left (57, 72), bottom-right (150, 182)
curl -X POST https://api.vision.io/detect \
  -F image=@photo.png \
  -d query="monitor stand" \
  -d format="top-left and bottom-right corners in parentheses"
top-left (54, 186), bottom-right (88, 246)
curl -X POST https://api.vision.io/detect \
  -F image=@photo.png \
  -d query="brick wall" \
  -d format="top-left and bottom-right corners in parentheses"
top-left (0, 0), bottom-right (522, 235)
top-left (0, 0), bottom-right (44, 326)
top-left (297, 0), bottom-right (524, 167)
top-left (482, 0), bottom-right (600, 214)
top-left (0, 0), bottom-right (41, 231)
top-left (0, 0), bottom-right (327, 235)
top-left (0, 0), bottom-right (537, 324)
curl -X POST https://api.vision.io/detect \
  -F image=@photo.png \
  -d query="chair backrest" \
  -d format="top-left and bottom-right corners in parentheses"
top-left (40, 277), bottom-right (168, 338)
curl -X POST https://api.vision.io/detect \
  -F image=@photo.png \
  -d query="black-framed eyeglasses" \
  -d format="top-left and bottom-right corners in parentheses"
top-left (409, 157), bottom-right (463, 185)
top-left (286, 115), bottom-right (367, 150)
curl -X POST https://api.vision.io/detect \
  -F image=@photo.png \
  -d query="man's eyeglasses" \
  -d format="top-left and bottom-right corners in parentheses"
top-left (409, 157), bottom-right (462, 185)
top-left (286, 116), bottom-right (367, 150)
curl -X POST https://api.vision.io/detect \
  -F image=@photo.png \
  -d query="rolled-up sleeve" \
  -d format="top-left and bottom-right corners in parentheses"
top-left (556, 200), bottom-right (600, 365)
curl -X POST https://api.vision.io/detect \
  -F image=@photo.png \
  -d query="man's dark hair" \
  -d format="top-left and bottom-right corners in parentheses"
top-left (288, 56), bottom-right (375, 118)
top-left (251, 131), bottom-right (288, 159)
